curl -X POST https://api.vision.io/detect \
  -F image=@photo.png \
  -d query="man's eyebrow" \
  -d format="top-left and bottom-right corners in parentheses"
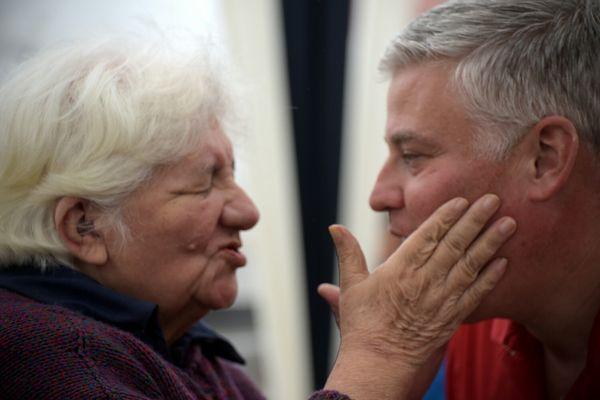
top-left (386, 130), bottom-right (436, 147)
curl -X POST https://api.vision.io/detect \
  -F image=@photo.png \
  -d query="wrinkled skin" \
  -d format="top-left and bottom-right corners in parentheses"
top-left (323, 195), bottom-right (516, 399)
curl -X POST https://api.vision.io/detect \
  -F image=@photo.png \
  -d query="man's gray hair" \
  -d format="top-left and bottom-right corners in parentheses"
top-left (381, 0), bottom-right (600, 158)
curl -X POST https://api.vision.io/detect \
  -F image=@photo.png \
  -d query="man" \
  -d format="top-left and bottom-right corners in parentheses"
top-left (369, 0), bottom-right (600, 398)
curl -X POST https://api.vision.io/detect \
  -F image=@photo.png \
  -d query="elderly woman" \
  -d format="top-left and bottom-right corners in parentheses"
top-left (0, 36), bottom-right (515, 400)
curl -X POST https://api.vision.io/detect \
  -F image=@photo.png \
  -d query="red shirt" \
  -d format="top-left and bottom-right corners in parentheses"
top-left (446, 313), bottom-right (600, 399)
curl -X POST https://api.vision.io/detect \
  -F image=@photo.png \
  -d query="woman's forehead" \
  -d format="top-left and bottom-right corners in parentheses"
top-left (175, 129), bottom-right (234, 173)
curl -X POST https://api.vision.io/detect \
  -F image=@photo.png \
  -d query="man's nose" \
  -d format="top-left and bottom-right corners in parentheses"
top-left (222, 185), bottom-right (260, 230)
top-left (369, 164), bottom-right (404, 211)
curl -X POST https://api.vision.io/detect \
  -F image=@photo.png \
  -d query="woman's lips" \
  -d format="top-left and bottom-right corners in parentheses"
top-left (220, 247), bottom-right (247, 267)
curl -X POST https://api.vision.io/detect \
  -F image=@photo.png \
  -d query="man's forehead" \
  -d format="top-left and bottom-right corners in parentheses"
top-left (387, 63), bottom-right (454, 102)
top-left (385, 63), bottom-right (475, 148)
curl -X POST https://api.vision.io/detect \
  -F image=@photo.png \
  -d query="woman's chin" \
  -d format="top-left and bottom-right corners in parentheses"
top-left (206, 280), bottom-right (239, 311)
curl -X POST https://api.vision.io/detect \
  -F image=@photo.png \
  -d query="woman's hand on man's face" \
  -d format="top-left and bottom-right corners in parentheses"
top-left (322, 194), bottom-right (516, 399)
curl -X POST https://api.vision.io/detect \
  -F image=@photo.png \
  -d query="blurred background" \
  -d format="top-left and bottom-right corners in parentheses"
top-left (0, 0), bottom-right (445, 398)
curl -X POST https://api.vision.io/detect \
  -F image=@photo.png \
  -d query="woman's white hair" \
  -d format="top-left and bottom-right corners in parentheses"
top-left (0, 33), bottom-right (234, 268)
top-left (380, 0), bottom-right (600, 159)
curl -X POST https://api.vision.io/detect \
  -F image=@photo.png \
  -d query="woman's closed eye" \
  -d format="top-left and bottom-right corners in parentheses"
top-left (172, 181), bottom-right (213, 197)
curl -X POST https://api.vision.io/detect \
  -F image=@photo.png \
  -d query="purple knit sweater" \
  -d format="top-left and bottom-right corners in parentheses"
top-left (0, 288), bottom-right (267, 399)
top-left (0, 270), bottom-right (350, 399)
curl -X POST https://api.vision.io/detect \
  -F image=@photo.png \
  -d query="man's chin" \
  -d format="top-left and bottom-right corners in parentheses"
top-left (463, 313), bottom-right (486, 324)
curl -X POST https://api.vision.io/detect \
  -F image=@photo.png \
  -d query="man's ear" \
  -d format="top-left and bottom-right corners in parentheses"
top-left (54, 197), bottom-right (108, 265)
top-left (526, 116), bottom-right (579, 201)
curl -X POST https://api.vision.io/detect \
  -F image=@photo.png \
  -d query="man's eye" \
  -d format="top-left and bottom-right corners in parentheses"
top-left (401, 153), bottom-right (422, 164)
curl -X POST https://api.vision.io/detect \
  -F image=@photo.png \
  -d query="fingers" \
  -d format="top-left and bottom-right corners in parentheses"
top-left (318, 283), bottom-right (341, 326)
top-left (329, 225), bottom-right (369, 291)
top-left (388, 197), bottom-right (469, 269)
top-left (445, 215), bottom-right (516, 292)
top-left (456, 257), bottom-right (508, 317)
top-left (424, 194), bottom-right (502, 275)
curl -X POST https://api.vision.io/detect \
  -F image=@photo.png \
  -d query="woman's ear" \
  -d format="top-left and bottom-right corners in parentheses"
top-left (526, 116), bottom-right (579, 201)
top-left (54, 197), bottom-right (108, 265)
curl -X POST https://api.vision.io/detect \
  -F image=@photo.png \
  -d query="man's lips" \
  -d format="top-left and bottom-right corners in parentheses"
top-left (389, 227), bottom-right (410, 238)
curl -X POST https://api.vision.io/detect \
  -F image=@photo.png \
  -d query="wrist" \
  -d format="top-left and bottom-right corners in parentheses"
top-left (324, 346), bottom-right (420, 400)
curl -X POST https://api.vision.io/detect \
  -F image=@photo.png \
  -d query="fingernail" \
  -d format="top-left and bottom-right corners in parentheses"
top-left (491, 257), bottom-right (508, 274)
top-left (498, 217), bottom-right (516, 235)
top-left (453, 197), bottom-right (469, 211)
top-left (482, 194), bottom-right (500, 211)
top-left (328, 225), bottom-right (343, 245)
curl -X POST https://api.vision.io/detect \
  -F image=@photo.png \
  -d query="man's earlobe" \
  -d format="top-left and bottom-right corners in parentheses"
top-left (528, 116), bottom-right (579, 201)
top-left (54, 197), bottom-right (108, 265)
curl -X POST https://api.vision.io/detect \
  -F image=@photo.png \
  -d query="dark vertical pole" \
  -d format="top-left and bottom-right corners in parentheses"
top-left (280, 0), bottom-right (351, 389)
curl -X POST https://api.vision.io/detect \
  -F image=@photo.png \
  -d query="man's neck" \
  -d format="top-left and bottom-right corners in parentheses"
top-left (522, 196), bottom-right (600, 357)
top-left (516, 156), bottom-right (600, 398)
top-left (524, 272), bottom-right (600, 399)
top-left (543, 349), bottom-right (587, 400)
top-left (526, 284), bottom-right (600, 356)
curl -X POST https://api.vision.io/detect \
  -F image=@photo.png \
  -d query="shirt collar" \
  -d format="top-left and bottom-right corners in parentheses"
top-left (489, 313), bottom-right (600, 361)
top-left (490, 318), bottom-right (514, 345)
top-left (0, 264), bottom-right (244, 365)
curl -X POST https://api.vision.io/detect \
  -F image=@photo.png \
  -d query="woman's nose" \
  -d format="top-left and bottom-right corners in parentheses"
top-left (221, 185), bottom-right (260, 230)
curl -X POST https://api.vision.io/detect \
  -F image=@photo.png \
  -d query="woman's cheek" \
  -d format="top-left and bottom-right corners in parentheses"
top-left (179, 222), bottom-right (214, 253)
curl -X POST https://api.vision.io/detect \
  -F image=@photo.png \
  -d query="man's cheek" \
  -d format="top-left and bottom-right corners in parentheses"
top-left (409, 186), bottom-right (460, 220)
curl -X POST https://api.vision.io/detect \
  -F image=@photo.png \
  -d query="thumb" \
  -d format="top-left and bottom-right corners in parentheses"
top-left (318, 283), bottom-right (340, 325)
top-left (329, 224), bottom-right (369, 291)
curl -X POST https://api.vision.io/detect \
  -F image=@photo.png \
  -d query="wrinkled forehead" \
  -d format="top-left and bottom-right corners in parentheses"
top-left (150, 124), bottom-right (235, 180)
top-left (187, 115), bottom-right (234, 152)
top-left (187, 124), bottom-right (234, 165)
